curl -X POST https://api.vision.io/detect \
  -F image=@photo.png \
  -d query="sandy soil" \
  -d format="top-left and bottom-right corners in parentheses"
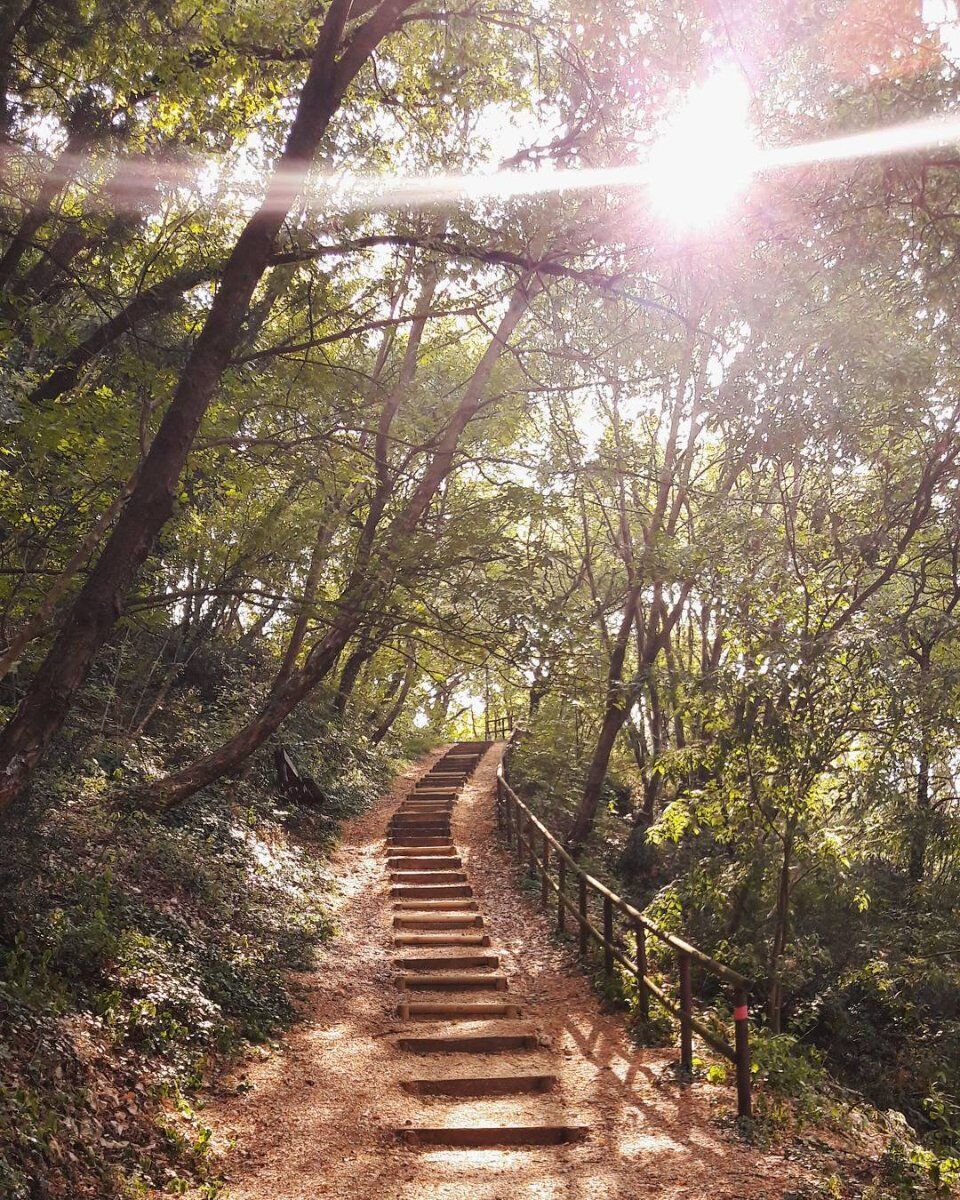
top-left (198, 745), bottom-right (806, 1200)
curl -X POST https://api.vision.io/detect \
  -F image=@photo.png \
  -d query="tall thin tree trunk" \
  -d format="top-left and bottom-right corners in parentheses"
top-left (909, 642), bottom-right (932, 884)
top-left (0, 114), bottom-right (95, 289)
top-left (767, 818), bottom-right (796, 1033)
top-left (332, 640), bottom-right (375, 717)
top-left (370, 649), bottom-right (416, 744)
top-left (0, 0), bottom-right (415, 814)
top-left (133, 276), bottom-right (538, 809)
top-left (0, 473), bottom-right (138, 682)
top-left (566, 587), bottom-right (641, 850)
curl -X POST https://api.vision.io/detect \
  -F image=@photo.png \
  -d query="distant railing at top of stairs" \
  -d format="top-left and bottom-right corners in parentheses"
top-left (484, 712), bottom-right (514, 741)
top-left (495, 731), bottom-right (753, 1120)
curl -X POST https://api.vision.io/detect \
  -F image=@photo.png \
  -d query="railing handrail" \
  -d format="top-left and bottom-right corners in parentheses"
top-left (495, 731), bottom-right (753, 1120)
top-left (495, 768), bottom-right (748, 988)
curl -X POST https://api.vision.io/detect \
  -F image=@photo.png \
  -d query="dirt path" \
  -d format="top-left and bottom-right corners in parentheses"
top-left (200, 745), bottom-right (803, 1200)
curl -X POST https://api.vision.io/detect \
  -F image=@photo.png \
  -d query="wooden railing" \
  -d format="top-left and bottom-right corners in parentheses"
top-left (484, 712), bottom-right (513, 740)
top-left (495, 744), bottom-right (753, 1119)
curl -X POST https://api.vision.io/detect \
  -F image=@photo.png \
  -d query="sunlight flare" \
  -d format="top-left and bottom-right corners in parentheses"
top-left (644, 69), bottom-right (759, 230)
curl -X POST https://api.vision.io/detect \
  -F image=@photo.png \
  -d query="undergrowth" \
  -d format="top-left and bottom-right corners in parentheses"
top-left (0, 717), bottom-right (407, 1199)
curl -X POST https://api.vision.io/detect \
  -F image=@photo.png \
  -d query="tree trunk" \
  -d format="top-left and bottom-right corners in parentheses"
top-left (0, 471), bottom-right (137, 682)
top-left (370, 654), bottom-right (416, 744)
top-left (0, 113), bottom-right (95, 289)
top-left (767, 818), bottom-right (796, 1033)
top-left (909, 642), bottom-right (932, 884)
top-left (0, 0), bottom-right (414, 814)
top-left (132, 274), bottom-right (538, 809)
top-left (27, 264), bottom-right (218, 404)
top-left (332, 641), bottom-right (374, 717)
top-left (565, 586), bottom-right (641, 850)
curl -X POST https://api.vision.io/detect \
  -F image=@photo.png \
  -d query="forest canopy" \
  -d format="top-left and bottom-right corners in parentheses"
top-left (1, 0), bottom-right (960, 1196)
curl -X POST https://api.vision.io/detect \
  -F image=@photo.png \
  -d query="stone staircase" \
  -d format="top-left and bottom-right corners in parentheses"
top-left (386, 741), bottom-right (589, 1149)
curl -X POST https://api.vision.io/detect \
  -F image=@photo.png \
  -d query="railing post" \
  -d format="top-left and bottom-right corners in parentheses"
top-left (557, 854), bottom-right (566, 935)
top-left (541, 832), bottom-right (550, 907)
top-left (514, 800), bottom-right (523, 863)
top-left (578, 876), bottom-right (588, 958)
top-left (678, 951), bottom-right (694, 1079)
top-left (527, 813), bottom-right (536, 877)
top-left (503, 784), bottom-right (512, 848)
top-left (733, 986), bottom-right (752, 1120)
top-left (603, 895), bottom-right (614, 981)
top-left (634, 918), bottom-right (649, 1021)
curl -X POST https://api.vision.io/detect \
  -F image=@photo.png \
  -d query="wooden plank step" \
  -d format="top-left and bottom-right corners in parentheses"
top-left (392, 899), bottom-right (478, 911)
top-left (388, 816), bottom-right (451, 825)
top-left (398, 999), bottom-right (521, 1019)
top-left (393, 913), bottom-right (483, 929)
top-left (386, 836), bottom-right (453, 847)
top-left (397, 1032), bottom-right (535, 1053)
top-left (393, 954), bottom-right (499, 971)
top-left (407, 790), bottom-right (457, 801)
top-left (400, 1074), bottom-right (555, 1097)
top-left (391, 883), bottom-right (470, 897)
top-left (388, 878), bottom-right (468, 888)
top-left (389, 815), bottom-right (451, 826)
top-left (397, 1125), bottom-right (586, 1147)
top-left (388, 826), bottom-right (451, 837)
top-left (393, 933), bottom-right (491, 947)
top-left (387, 858), bottom-right (464, 872)
top-left (394, 972), bottom-right (507, 991)
top-left (384, 845), bottom-right (457, 857)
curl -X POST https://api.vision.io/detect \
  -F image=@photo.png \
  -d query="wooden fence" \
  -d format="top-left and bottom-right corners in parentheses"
top-left (484, 712), bottom-right (513, 740)
top-left (495, 747), bottom-right (753, 1119)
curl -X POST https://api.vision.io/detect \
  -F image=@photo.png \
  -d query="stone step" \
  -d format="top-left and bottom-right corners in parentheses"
top-left (387, 858), bottom-right (464, 872)
top-left (390, 882), bottom-right (470, 896)
top-left (400, 1074), bottom-right (555, 1097)
top-left (388, 878), bottom-right (468, 888)
top-left (393, 932), bottom-right (491, 947)
top-left (394, 972), bottom-right (507, 991)
top-left (397, 999), bottom-right (521, 1019)
top-left (397, 1125), bottom-right (587, 1147)
top-left (393, 954), bottom-right (500, 971)
top-left (396, 1031), bottom-right (536, 1053)
top-left (392, 899), bottom-right (478, 911)
top-left (393, 913), bottom-right (483, 929)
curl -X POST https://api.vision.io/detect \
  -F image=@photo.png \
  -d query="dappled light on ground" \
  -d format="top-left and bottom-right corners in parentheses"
top-left (198, 748), bottom-right (803, 1200)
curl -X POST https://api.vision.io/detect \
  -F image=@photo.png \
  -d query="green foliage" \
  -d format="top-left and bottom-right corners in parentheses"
top-left (0, 714), bottom-right (405, 1197)
top-left (863, 1138), bottom-right (960, 1200)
